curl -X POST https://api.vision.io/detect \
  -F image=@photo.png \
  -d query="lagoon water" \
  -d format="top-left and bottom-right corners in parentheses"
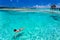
top-left (0, 9), bottom-right (60, 40)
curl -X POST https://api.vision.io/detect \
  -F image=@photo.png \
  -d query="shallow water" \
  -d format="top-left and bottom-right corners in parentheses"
top-left (0, 10), bottom-right (60, 40)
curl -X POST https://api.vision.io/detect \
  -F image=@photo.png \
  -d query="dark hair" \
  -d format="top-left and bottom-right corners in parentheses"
top-left (14, 29), bottom-right (17, 32)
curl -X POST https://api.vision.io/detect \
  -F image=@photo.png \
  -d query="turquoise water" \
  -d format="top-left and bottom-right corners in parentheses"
top-left (0, 10), bottom-right (60, 40)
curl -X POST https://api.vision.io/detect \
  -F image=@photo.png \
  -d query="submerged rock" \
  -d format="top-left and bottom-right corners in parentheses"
top-left (51, 15), bottom-right (60, 21)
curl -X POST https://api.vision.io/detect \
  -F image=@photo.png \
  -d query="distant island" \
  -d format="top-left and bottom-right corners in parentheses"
top-left (0, 7), bottom-right (19, 9)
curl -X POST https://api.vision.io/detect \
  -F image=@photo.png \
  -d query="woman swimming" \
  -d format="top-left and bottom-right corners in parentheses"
top-left (14, 28), bottom-right (24, 32)
top-left (14, 28), bottom-right (24, 38)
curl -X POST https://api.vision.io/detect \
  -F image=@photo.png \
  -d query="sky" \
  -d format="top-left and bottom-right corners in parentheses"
top-left (0, 0), bottom-right (60, 8)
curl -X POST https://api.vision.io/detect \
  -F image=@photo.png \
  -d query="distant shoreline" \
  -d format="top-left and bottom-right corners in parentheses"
top-left (0, 7), bottom-right (60, 14)
top-left (0, 7), bottom-right (60, 11)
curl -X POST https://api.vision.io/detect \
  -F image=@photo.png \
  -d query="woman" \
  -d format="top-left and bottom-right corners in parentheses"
top-left (14, 28), bottom-right (24, 38)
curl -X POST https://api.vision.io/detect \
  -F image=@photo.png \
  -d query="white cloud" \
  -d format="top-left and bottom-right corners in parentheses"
top-left (33, 5), bottom-right (50, 8)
